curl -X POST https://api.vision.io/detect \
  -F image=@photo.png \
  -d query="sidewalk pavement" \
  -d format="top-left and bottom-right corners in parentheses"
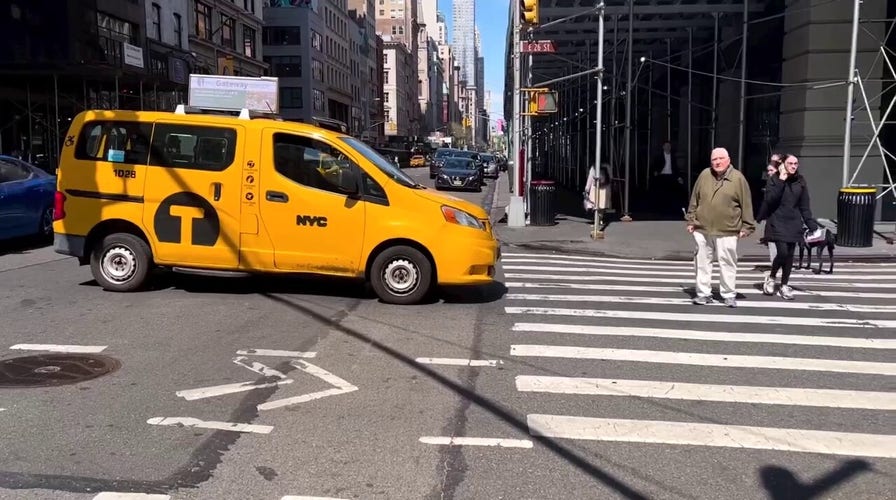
top-left (489, 174), bottom-right (896, 261)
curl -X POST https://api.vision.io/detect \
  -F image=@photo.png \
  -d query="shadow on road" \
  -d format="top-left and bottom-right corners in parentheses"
top-left (760, 459), bottom-right (873, 500)
top-left (0, 235), bottom-right (51, 256)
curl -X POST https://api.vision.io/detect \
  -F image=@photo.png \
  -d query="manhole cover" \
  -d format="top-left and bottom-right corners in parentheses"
top-left (0, 354), bottom-right (120, 388)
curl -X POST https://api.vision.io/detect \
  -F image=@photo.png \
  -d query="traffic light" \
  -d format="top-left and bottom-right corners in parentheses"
top-left (521, 0), bottom-right (539, 26)
top-left (535, 91), bottom-right (557, 113)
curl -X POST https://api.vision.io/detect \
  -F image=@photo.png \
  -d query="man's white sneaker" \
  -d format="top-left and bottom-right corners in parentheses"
top-left (762, 275), bottom-right (776, 296)
top-left (779, 285), bottom-right (795, 301)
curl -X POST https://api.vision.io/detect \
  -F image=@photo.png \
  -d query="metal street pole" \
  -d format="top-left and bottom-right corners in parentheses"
top-left (508, 0), bottom-right (525, 227)
top-left (646, 51), bottom-right (652, 191)
top-left (737, 0), bottom-right (748, 170)
top-left (621, 0), bottom-right (633, 221)
top-left (687, 27), bottom-right (693, 195)
top-left (592, 4), bottom-right (605, 239)
top-left (842, 0), bottom-right (862, 186)
top-left (711, 13), bottom-right (719, 146)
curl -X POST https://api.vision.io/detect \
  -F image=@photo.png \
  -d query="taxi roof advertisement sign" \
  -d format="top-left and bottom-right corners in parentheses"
top-left (188, 74), bottom-right (280, 113)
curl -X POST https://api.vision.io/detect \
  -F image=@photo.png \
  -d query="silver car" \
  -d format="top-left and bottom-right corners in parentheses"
top-left (480, 153), bottom-right (499, 178)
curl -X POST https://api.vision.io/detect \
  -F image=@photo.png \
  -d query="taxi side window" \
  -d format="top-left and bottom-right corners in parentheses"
top-left (148, 124), bottom-right (237, 172)
top-left (272, 132), bottom-right (356, 195)
top-left (74, 121), bottom-right (153, 165)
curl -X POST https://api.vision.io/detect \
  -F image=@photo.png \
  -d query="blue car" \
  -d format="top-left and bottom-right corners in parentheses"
top-left (0, 155), bottom-right (57, 242)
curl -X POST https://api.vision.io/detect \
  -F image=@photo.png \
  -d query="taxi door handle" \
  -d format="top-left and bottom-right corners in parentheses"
top-left (266, 191), bottom-right (289, 203)
top-left (212, 182), bottom-right (222, 201)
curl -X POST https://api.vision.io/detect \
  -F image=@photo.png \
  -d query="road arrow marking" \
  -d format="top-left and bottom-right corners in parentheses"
top-left (258, 360), bottom-right (358, 411)
top-left (419, 436), bottom-right (533, 448)
top-left (147, 417), bottom-right (272, 434)
top-left (175, 357), bottom-right (291, 401)
top-left (236, 349), bottom-right (317, 358)
top-left (416, 358), bottom-right (504, 367)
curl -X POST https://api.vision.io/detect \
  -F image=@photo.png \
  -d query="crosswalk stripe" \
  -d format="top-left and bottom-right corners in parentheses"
top-left (505, 293), bottom-right (896, 313)
top-left (505, 306), bottom-right (896, 328)
top-left (504, 273), bottom-right (896, 289)
top-left (526, 414), bottom-right (896, 458)
top-left (501, 253), bottom-right (896, 270)
top-left (502, 252), bottom-right (896, 269)
top-left (504, 281), bottom-right (896, 299)
top-left (503, 264), bottom-right (896, 280)
top-left (510, 345), bottom-right (896, 375)
top-left (515, 376), bottom-right (896, 410)
top-left (511, 323), bottom-right (896, 349)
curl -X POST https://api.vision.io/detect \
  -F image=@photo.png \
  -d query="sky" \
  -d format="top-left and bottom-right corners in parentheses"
top-left (438, 0), bottom-right (508, 125)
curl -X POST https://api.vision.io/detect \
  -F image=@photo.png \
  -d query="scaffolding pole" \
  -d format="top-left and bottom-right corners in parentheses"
top-left (687, 27), bottom-right (693, 193)
top-left (842, 0), bottom-right (862, 186)
top-left (737, 0), bottom-right (748, 169)
top-left (666, 39), bottom-right (671, 139)
top-left (508, 0), bottom-right (525, 227)
top-left (711, 13), bottom-right (719, 147)
top-left (592, 5), bottom-right (605, 239)
top-left (646, 51), bottom-right (652, 191)
top-left (26, 83), bottom-right (32, 158)
top-left (622, 0), bottom-right (633, 221)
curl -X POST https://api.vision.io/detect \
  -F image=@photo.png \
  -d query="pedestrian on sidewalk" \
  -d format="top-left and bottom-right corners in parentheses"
top-left (650, 141), bottom-right (686, 216)
top-left (756, 154), bottom-right (818, 300)
top-left (583, 164), bottom-right (610, 213)
top-left (685, 147), bottom-right (756, 308)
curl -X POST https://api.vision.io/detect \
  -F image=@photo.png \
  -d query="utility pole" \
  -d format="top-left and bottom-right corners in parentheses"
top-left (507, 0), bottom-right (526, 226)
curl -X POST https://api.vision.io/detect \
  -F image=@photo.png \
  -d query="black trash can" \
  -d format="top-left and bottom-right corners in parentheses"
top-left (529, 180), bottom-right (556, 226)
top-left (836, 186), bottom-right (877, 247)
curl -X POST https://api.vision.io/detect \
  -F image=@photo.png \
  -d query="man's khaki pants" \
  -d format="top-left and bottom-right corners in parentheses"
top-left (693, 231), bottom-right (739, 299)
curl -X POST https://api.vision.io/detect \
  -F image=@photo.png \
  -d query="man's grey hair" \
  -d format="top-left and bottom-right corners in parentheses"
top-left (711, 147), bottom-right (730, 159)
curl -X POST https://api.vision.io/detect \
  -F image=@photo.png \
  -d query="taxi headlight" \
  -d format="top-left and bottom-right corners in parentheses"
top-left (441, 206), bottom-right (485, 230)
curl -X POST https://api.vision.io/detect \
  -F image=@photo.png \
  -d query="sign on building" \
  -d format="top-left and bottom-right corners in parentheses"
top-left (188, 75), bottom-right (280, 113)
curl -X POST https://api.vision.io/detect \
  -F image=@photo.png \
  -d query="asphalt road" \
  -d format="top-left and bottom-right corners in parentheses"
top-left (1, 167), bottom-right (894, 499)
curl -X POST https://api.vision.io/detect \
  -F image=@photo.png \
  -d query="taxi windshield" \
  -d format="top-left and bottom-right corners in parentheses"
top-left (340, 137), bottom-right (419, 188)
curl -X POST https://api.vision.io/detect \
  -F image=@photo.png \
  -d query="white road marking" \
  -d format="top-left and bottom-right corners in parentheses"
top-left (503, 273), bottom-right (896, 289)
top-left (512, 322), bottom-right (896, 349)
top-left (415, 357), bottom-right (504, 367)
top-left (503, 264), bottom-right (896, 280)
top-left (501, 255), bottom-right (896, 271)
top-left (527, 414), bottom-right (896, 458)
top-left (175, 380), bottom-right (293, 401)
top-left (505, 306), bottom-right (896, 328)
top-left (501, 252), bottom-right (896, 268)
top-left (515, 376), bottom-right (896, 410)
top-left (510, 345), bottom-right (896, 375)
top-left (236, 349), bottom-right (317, 358)
top-left (506, 293), bottom-right (896, 313)
top-left (0, 408), bottom-right (5, 412)
top-left (146, 417), bottom-right (272, 434)
top-left (419, 436), bottom-right (534, 448)
top-left (257, 360), bottom-right (358, 411)
top-left (93, 494), bottom-right (170, 500)
top-left (505, 281), bottom-right (896, 299)
top-left (10, 344), bottom-right (107, 353)
top-left (233, 356), bottom-right (289, 379)
top-left (281, 496), bottom-right (350, 500)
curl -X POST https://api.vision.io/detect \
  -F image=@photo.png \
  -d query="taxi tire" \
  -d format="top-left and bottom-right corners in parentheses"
top-left (90, 233), bottom-right (152, 292)
top-left (370, 246), bottom-right (433, 305)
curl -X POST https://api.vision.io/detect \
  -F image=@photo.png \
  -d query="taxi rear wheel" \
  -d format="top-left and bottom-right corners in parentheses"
top-left (370, 246), bottom-right (433, 305)
top-left (90, 233), bottom-right (153, 292)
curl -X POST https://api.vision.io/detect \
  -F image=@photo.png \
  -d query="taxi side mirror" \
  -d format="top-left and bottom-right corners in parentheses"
top-left (337, 167), bottom-right (359, 195)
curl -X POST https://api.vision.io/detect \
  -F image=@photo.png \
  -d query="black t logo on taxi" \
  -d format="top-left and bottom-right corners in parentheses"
top-left (154, 192), bottom-right (220, 246)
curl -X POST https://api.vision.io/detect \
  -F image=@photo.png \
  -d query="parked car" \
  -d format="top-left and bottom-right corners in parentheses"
top-left (479, 153), bottom-right (499, 178)
top-left (430, 147), bottom-right (458, 178)
top-left (448, 150), bottom-right (484, 178)
top-left (434, 158), bottom-right (482, 192)
top-left (0, 155), bottom-right (56, 242)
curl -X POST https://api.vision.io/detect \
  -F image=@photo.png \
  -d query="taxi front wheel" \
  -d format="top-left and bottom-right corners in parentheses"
top-left (90, 233), bottom-right (153, 292)
top-left (370, 246), bottom-right (433, 305)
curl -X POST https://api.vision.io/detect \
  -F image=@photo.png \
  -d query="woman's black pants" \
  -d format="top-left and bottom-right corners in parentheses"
top-left (771, 241), bottom-right (796, 285)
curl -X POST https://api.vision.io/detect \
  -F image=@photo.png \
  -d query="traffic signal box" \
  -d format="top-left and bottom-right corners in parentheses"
top-left (522, 88), bottom-right (558, 116)
top-left (521, 0), bottom-right (539, 26)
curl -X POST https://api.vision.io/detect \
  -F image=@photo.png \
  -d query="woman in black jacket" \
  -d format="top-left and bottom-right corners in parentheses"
top-left (756, 154), bottom-right (818, 300)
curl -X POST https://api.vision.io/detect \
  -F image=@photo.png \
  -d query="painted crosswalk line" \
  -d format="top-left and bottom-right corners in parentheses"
top-left (506, 292), bottom-right (896, 313)
top-left (93, 494), bottom-right (170, 500)
top-left (505, 281), bottom-right (896, 299)
top-left (10, 344), bottom-right (108, 353)
top-left (501, 256), bottom-right (896, 273)
top-left (416, 357), bottom-right (504, 366)
top-left (526, 414), bottom-right (896, 458)
top-left (501, 252), bottom-right (896, 269)
top-left (503, 264), bottom-right (896, 280)
top-left (506, 306), bottom-right (896, 328)
top-left (419, 436), bottom-right (534, 448)
top-left (515, 376), bottom-right (896, 410)
top-left (511, 322), bottom-right (896, 349)
top-left (504, 272), bottom-right (896, 289)
top-left (510, 344), bottom-right (896, 375)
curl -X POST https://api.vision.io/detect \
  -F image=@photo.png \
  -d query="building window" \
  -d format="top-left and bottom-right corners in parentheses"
top-left (267, 56), bottom-right (301, 77)
top-left (311, 30), bottom-right (322, 51)
top-left (244, 0), bottom-right (255, 14)
top-left (263, 27), bottom-right (300, 45)
top-left (312, 89), bottom-right (324, 112)
top-left (243, 26), bottom-right (256, 58)
top-left (311, 59), bottom-right (323, 81)
top-left (151, 3), bottom-right (161, 40)
top-left (221, 16), bottom-right (235, 49)
top-left (195, 1), bottom-right (212, 40)
top-left (173, 13), bottom-right (183, 48)
top-left (280, 87), bottom-right (303, 109)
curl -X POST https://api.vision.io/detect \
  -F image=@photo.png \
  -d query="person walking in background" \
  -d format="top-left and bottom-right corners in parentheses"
top-left (686, 147), bottom-right (756, 308)
top-left (650, 141), bottom-right (684, 216)
top-left (761, 153), bottom-right (784, 263)
top-left (757, 154), bottom-right (818, 300)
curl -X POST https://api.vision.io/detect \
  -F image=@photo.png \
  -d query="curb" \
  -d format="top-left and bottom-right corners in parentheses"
top-left (502, 241), bottom-right (896, 263)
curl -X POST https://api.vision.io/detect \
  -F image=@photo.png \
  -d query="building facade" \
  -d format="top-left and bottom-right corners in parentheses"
top-left (188, 0), bottom-right (266, 77)
top-left (348, 0), bottom-right (384, 144)
top-left (376, 0), bottom-right (420, 139)
top-left (451, 0), bottom-right (474, 84)
top-left (382, 37), bottom-right (414, 138)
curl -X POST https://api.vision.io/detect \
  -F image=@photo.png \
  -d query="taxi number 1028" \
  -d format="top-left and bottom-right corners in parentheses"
top-left (112, 168), bottom-right (137, 179)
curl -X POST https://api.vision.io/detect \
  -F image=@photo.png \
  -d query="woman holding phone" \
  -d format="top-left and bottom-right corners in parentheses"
top-left (756, 154), bottom-right (818, 300)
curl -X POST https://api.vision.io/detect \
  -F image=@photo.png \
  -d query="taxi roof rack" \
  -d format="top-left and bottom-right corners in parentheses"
top-left (174, 104), bottom-right (282, 121)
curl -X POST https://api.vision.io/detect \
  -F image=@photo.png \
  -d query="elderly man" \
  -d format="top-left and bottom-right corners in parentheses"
top-left (685, 147), bottom-right (756, 307)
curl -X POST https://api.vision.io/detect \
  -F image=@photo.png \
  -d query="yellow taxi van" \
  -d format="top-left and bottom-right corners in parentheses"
top-left (52, 90), bottom-right (499, 304)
